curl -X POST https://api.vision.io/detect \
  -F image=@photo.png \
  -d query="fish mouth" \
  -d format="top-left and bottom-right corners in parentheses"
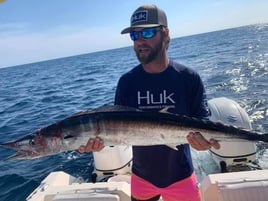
top-left (2, 150), bottom-right (41, 161)
top-left (0, 140), bottom-right (40, 161)
top-left (0, 141), bottom-right (20, 150)
top-left (0, 133), bottom-right (37, 151)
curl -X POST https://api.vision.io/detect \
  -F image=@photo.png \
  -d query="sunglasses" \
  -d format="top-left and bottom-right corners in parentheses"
top-left (130, 27), bottom-right (163, 41)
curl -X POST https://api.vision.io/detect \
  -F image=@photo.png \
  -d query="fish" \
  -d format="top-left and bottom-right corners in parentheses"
top-left (1, 105), bottom-right (268, 161)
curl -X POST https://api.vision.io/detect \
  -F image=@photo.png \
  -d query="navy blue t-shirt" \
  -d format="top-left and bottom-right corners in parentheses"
top-left (114, 60), bottom-right (209, 188)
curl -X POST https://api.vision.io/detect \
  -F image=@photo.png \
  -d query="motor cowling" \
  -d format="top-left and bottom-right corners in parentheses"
top-left (208, 97), bottom-right (257, 172)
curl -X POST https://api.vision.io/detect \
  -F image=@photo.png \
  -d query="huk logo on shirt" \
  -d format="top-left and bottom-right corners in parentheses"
top-left (137, 90), bottom-right (175, 105)
top-left (131, 11), bottom-right (148, 24)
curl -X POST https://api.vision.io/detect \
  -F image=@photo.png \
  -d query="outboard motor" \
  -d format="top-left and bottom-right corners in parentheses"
top-left (208, 97), bottom-right (257, 172)
top-left (91, 146), bottom-right (132, 182)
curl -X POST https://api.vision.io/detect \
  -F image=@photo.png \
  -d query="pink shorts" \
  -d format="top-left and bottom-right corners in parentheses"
top-left (131, 173), bottom-right (201, 201)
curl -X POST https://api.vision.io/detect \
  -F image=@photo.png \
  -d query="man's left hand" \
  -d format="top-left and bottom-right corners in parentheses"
top-left (187, 131), bottom-right (220, 151)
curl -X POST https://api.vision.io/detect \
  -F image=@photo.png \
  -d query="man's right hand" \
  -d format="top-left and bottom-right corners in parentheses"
top-left (78, 137), bottom-right (104, 153)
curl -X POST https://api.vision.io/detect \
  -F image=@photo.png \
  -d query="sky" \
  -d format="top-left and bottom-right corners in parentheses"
top-left (0, 0), bottom-right (268, 68)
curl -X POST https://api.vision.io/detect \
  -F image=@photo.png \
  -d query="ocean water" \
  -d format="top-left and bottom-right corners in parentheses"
top-left (0, 24), bottom-right (267, 201)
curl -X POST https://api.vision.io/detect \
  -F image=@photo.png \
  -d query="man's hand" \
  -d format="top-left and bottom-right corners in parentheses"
top-left (78, 137), bottom-right (104, 153)
top-left (187, 132), bottom-right (220, 151)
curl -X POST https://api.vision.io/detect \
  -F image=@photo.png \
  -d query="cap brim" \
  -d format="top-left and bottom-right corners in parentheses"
top-left (121, 24), bottom-right (162, 34)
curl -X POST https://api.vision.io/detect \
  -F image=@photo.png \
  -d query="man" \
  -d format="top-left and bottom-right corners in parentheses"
top-left (80, 4), bottom-right (219, 201)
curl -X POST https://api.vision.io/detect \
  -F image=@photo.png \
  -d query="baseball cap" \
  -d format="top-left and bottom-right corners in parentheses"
top-left (121, 4), bottom-right (168, 34)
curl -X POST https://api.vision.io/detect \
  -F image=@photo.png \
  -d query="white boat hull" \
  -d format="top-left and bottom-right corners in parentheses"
top-left (26, 171), bottom-right (131, 201)
top-left (27, 170), bottom-right (268, 201)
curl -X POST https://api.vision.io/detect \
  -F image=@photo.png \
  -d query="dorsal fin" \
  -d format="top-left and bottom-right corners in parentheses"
top-left (70, 105), bottom-right (141, 117)
top-left (159, 107), bottom-right (171, 114)
top-left (91, 105), bottom-right (141, 112)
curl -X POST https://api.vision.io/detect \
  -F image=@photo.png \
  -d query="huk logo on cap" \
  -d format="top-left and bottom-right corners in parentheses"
top-left (131, 11), bottom-right (148, 25)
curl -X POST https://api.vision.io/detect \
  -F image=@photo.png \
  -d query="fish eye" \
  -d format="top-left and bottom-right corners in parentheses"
top-left (64, 135), bottom-right (75, 139)
top-left (29, 139), bottom-right (35, 145)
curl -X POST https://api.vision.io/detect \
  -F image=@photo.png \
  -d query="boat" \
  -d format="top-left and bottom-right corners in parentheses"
top-left (26, 169), bottom-right (268, 201)
top-left (26, 97), bottom-right (268, 201)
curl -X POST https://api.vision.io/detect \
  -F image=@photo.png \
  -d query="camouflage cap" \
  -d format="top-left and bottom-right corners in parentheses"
top-left (121, 4), bottom-right (168, 34)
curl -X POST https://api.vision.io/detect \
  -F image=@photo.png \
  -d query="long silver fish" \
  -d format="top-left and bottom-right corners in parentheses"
top-left (1, 105), bottom-right (268, 161)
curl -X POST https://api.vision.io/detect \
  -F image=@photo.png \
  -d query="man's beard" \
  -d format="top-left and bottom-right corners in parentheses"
top-left (135, 37), bottom-right (164, 65)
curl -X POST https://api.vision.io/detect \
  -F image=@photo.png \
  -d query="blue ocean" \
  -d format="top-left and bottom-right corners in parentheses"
top-left (0, 24), bottom-right (267, 201)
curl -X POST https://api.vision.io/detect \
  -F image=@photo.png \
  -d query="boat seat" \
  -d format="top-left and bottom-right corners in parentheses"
top-left (218, 179), bottom-right (268, 201)
top-left (53, 192), bottom-right (120, 201)
top-left (200, 170), bottom-right (268, 201)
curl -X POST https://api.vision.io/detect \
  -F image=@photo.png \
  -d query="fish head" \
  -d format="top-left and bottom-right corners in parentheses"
top-left (0, 132), bottom-right (56, 160)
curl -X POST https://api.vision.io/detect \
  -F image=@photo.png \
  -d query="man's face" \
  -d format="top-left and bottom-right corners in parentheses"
top-left (132, 27), bottom-right (164, 64)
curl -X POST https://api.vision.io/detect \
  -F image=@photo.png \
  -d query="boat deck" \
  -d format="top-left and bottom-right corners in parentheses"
top-left (27, 169), bottom-right (268, 201)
